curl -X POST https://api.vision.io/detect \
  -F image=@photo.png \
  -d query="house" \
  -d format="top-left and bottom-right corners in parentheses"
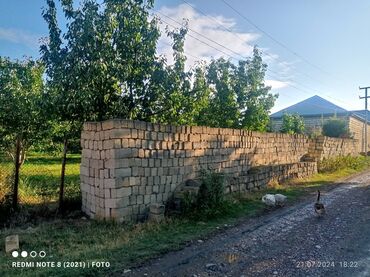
top-left (270, 95), bottom-right (370, 152)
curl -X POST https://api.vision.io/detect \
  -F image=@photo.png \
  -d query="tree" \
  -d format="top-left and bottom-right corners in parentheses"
top-left (41, 0), bottom-right (190, 211)
top-left (204, 58), bottom-right (240, 128)
top-left (322, 118), bottom-right (350, 138)
top-left (236, 48), bottom-right (277, 131)
top-left (0, 57), bottom-right (45, 210)
top-left (196, 47), bottom-right (277, 130)
top-left (280, 113), bottom-right (305, 134)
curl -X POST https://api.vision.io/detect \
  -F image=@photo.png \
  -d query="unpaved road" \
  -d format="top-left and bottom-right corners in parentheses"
top-left (130, 171), bottom-right (370, 277)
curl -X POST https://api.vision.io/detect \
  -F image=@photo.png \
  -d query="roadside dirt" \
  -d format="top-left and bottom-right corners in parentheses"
top-left (127, 170), bottom-right (370, 277)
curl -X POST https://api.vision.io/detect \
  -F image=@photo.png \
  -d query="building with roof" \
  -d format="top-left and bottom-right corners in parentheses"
top-left (270, 95), bottom-right (370, 152)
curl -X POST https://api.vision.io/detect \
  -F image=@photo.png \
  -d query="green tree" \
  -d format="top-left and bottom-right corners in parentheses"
top-left (235, 48), bottom-right (277, 131)
top-left (322, 118), bottom-right (350, 138)
top-left (202, 58), bottom-right (239, 128)
top-left (0, 57), bottom-right (45, 210)
top-left (196, 47), bottom-right (277, 130)
top-left (40, 0), bottom-right (195, 210)
top-left (280, 113), bottom-right (305, 134)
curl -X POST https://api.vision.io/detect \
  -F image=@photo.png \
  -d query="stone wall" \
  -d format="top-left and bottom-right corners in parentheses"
top-left (80, 119), bottom-right (360, 222)
top-left (308, 136), bottom-right (360, 161)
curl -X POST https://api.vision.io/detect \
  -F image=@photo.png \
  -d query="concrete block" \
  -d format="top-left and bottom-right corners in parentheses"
top-left (5, 235), bottom-right (19, 253)
top-left (149, 203), bottom-right (165, 214)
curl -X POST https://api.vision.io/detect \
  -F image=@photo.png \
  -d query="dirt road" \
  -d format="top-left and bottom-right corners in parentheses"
top-left (131, 171), bottom-right (370, 277)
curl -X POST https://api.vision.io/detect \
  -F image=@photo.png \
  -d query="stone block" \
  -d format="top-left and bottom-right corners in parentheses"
top-left (116, 187), bottom-right (132, 197)
top-left (5, 235), bottom-right (19, 253)
top-left (148, 213), bottom-right (164, 223)
top-left (150, 203), bottom-right (165, 214)
top-left (110, 128), bottom-right (131, 139)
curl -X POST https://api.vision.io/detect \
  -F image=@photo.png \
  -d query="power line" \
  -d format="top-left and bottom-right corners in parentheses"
top-left (157, 19), bottom-right (343, 114)
top-left (220, 0), bottom-right (331, 75)
top-left (181, 0), bottom-right (329, 88)
top-left (155, 10), bottom-right (350, 108)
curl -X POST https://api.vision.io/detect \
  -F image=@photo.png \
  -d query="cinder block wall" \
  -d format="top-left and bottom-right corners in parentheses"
top-left (309, 136), bottom-right (360, 160)
top-left (80, 119), bottom-right (359, 222)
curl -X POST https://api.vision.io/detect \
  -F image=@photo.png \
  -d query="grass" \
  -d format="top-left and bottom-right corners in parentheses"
top-left (0, 156), bottom-right (369, 276)
top-left (0, 153), bottom-right (80, 206)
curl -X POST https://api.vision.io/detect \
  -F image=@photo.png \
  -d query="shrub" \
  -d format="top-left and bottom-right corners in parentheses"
top-left (181, 170), bottom-right (226, 218)
top-left (318, 156), bottom-right (368, 173)
top-left (280, 113), bottom-right (305, 134)
top-left (322, 118), bottom-right (350, 138)
top-left (197, 170), bottom-right (225, 210)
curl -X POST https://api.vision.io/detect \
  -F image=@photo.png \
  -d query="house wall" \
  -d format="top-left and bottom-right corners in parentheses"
top-left (270, 114), bottom-right (348, 135)
top-left (348, 116), bottom-right (370, 152)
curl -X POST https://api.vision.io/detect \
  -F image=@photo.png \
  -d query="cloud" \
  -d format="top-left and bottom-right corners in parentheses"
top-left (265, 79), bottom-right (290, 90)
top-left (156, 4), bottom-right (259, 69)
top-left (0, 27), bottom-right (40, 49)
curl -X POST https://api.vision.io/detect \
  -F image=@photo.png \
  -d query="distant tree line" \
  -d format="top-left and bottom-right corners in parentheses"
top-left (0, 0), bottom-right (277, 211)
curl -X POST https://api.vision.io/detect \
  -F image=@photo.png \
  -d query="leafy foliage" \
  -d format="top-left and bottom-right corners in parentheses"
top-left (318, 156), bottom-right (369, 173)
top-left (280, 113), bottom-right (305, 134)
top-left (181, 170), bottom-right (226, 218)
top-left (197, 48), bottom-right (277, 130)
top-left (322, 118), bottom-right (350, 138)
top-left (0, 58), bottom-right (46, 157)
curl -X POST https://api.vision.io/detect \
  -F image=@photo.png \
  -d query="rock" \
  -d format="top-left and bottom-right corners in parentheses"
top-left (273, 271), bottom-right (278, 275)
top-left (205, 263), bottom-right (217, 270)
top-left (197, 240), bottom-right (204, 243)
top-left (315, 245), bottom-right (321, 249)
top-left (5, 235), bottom-right (19, 253)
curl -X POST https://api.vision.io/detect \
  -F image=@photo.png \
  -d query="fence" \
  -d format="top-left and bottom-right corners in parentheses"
top-left (0, 150), bottom-right (82, 224)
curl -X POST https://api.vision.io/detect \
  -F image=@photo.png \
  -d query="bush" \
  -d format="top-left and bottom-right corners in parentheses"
top-left (280, 113), bottom-right (305, 134)
top-left (322, 118), bottom-right (350, 138)
top-left (197, 170), bottom-right (225, 210)
top-left (181, 170), bottom-right (226, 218)
top-left (318, 156), bottom-right (368, 173)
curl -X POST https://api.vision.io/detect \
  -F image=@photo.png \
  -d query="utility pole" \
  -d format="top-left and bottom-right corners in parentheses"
top-left (359, 86), bottom-right (370, 154)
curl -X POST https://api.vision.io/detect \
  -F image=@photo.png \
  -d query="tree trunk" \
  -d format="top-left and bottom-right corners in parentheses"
top-left (12, 137), bottom-right (21, 211)
top-left (58, 138), bottom-right (68, 213)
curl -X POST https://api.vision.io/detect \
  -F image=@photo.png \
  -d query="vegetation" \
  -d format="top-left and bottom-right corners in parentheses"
top-left (181, 170), bottom-right (226, 218)
top-left (322, 118), bottom-right (350, 138)
top-left (0, 0), bottom-right (277, 214)
top-left (0, 154), bottom-right (80, 226)
top-left (280, 113), bottom-right (305, 134)
top-left (0, 58), bottom-right (46, 210)
top-left (318, 155), bottom-right (370, 173)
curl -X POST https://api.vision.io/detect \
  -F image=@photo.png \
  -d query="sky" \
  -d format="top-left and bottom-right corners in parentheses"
top-left (0, 0), bottom-right (369, 113)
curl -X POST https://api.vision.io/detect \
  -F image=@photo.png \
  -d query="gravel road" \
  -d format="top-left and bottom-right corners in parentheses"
top-left (130, 170), bottom-right (370, 277)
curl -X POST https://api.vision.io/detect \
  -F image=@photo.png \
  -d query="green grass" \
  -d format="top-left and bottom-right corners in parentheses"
top-left (0, 156), bottom-right (369, 276)
top-left (0, 153), bottom-right (80, 205)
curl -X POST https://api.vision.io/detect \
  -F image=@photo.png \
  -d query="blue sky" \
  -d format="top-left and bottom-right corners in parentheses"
top-left (1, 0), bottom-right (369, 113)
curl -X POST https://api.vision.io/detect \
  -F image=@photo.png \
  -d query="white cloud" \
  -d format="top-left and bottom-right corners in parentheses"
top-left (156, 4), bottom-right (259, 69)
top-left (265, 79), bottom-right (290, 90)
top-left (0, 27), bottom-right (40, 49)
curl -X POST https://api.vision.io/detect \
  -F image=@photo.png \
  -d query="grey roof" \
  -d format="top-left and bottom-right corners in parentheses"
top-left (350, 110), bottom-right (370, 122)
top-left (270, 95), bottom-right (348, 118)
